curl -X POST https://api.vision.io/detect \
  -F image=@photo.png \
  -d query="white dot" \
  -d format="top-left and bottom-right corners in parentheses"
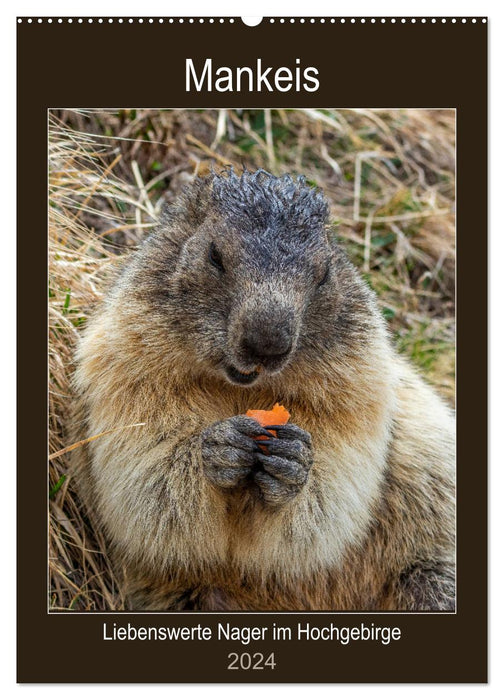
top-left (411, 18), bottom-right (416, 23)
top-left (189, 18), bottom-right (194, 23)
top-left (139, 18), bottom-right (143, 23)
top-left (88, 18), bottom-right (93, 23)
top-left (341, 19), bottom-right (345, 24)
top-left (422, 18), bottom-right (426, 23)
top-left (209, 18), bottom-right (214, 23)
top-left (320, 18), bottom-right (325, 23)
top-left (482, 18), bottom-right (487, 23)
top-left (401, 18), bottom-right (406, 23)
top-left (330, 18), bottom-right (335, 23)
top-left (229, 18), bottom-right (234, 23)
top-left (179, 18), bottom-right (184, 23)
top-left (462, 18), bottom-right (466, 23)
top-left (270, 18), bottom-right (275, 23)
top-left (108, 18), bottom-right (113, 23)
top-left (199, 18), bottom-right (204, 23)
top-left (300, 18), bottom-right (305, 23)
top-left (17, 18), bottom-right (22, 23)
top-left (280, 18), bottom-right (285, 23)
top-left (310, 18), bottom-right (315, 23)
top-left (78, 18), bottom-right (83, 23)
top-left (98, 18), bottom-right (103, 23)
top-left (219, 18), bottom-right (224, 23)
top-left (391, 18), bottom-right (396, 23)
top-left (452, 18), bottom-right (457, 23)
top-left (371, 18), bottom-right (376, 23)
top-left (38, 18), bottom-right (42, 23)
top-left (169, 18), bottom-right (173, 23)
top-left (381, 18), bottom-right (386, 23)
top-left (472, 18), bottom-right (477, 23)
top-left (351, 18), bottom-right (356, 23)
top-left (432, 18), bottom-right (436, 23)
top-left (361, 18), bottom-right (366, 23)
top-left (68, 18), bottom-right (72, 23)
top-left (442, 18), bottom-right (446, 23)
top-left (48, 18), bottom-right (53, 23)
top-left (290, 18), bottom-right (295, 23)
top-left (118, 18), bottom-right (123, 23)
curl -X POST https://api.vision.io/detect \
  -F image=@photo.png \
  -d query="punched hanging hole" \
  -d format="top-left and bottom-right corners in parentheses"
top-left (241, 17), bottom-right (263, 27)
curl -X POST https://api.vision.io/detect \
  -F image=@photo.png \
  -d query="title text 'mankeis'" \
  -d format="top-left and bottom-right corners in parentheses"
top-left (186, 58), bottom-right (320, 93)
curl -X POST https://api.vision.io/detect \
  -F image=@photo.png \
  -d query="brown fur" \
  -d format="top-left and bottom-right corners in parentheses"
top-left (72, 171), bottom-right (455, 611)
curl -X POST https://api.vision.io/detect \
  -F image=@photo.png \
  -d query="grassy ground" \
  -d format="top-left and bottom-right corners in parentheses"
top-left (49, 108), bottom-right (455, 611)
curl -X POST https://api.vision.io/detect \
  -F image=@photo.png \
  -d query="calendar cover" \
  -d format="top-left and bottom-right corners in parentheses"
top-left (17, 14), bottom-right (487, 683)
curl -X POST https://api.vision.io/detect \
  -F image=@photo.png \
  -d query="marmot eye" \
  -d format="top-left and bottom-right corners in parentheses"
top-left (209, 242), bottom-right (225, 272)
top-left (318, 264), bottom-right (330, 287)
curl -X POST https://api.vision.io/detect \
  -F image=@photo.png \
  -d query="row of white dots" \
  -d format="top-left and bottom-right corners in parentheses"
top-left (17, 17), bottom-right (487, 24)
top-left (269, 17), bottom-right (485, 24)
top-left (17, 18), bottom-right (236, 24)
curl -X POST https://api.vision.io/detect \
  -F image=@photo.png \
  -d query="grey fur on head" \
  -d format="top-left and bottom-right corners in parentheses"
top-left (211, 168), bottom-right (329, 240)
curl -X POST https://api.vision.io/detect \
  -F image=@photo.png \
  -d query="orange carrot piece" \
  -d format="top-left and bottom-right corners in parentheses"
top-left (246, 403), bottom-right (291, 452)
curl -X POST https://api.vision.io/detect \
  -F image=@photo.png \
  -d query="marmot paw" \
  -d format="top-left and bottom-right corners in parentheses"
top-left (254, 423), bottom-right (313, 507)
top-left (201, 416), bottom-right (271, 490)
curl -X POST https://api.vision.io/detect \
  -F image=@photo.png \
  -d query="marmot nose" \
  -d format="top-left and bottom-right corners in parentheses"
top-left (241, 329), bottom-right (293, 364)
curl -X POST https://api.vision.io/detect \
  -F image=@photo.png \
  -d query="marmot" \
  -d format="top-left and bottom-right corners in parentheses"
top-left (72, 169), bottom-right (455, 611)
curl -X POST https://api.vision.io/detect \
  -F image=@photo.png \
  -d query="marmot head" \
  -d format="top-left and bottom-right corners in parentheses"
top-left (132, 169), bottom-right (375, 387)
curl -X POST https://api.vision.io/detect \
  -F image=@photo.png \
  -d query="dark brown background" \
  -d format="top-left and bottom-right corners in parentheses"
top-left (18, 16), bottom-right (487, 683)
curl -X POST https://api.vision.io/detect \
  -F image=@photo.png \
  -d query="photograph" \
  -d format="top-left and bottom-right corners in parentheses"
top-left (48, 107), bottom-right (456, 613)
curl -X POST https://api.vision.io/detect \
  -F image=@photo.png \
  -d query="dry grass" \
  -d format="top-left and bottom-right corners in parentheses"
top-left (48, 108), bottom-right (455, 611)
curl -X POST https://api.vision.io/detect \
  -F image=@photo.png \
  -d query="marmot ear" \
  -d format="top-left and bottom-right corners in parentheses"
top-left (155, 179), bottom-right (214, 246)
top-left (178, 177), bottom-right (214, 226)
